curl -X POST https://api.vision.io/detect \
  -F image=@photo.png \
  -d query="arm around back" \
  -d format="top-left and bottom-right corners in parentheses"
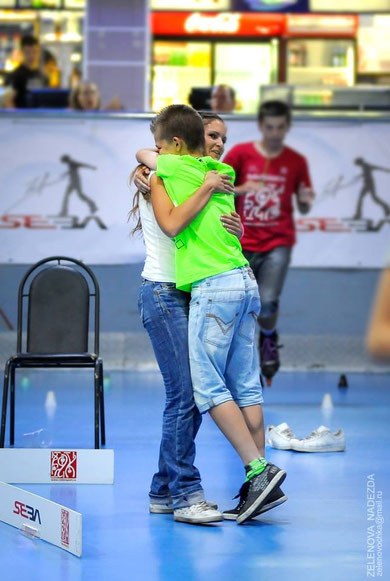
top-left (150, 171), bottom-right (232, 238)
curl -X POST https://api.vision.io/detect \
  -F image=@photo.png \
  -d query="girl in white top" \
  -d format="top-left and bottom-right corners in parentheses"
top-left (130, 112), bottom-right (242, 525)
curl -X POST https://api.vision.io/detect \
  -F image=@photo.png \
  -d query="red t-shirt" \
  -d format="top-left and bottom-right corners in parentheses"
top-left (224, 142), bottom-right (312, 253)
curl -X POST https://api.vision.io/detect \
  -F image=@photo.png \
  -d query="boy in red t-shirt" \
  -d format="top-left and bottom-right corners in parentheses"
top-left (224, 101), bottom-right (315, 384)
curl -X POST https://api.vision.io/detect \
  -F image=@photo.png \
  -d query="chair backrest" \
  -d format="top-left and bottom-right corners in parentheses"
top-left (17, 257), bottom-right (100, 355)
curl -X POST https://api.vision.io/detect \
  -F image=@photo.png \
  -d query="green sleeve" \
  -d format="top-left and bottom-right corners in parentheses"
top-left (156, 155), bottom-right (181, 179)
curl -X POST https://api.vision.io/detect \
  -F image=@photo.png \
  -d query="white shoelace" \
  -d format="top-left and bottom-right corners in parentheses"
top-left (280, 427), bottom-right (295, 439)
top-left (302, 428), bottom-right (330, 441)
top-left (178, 501), bottom-right (214, 514)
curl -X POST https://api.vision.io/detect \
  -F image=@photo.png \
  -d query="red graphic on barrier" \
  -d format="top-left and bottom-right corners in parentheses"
top-left (61, 509), bottom-right (70, 547)
top-left (50, 451), bottom-right (77, 481)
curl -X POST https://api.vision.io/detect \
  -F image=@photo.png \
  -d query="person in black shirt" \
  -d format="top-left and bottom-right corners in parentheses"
top-left (7, 35), bottom-right (48, 108)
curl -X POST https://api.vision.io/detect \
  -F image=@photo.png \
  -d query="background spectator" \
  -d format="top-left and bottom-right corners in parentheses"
top-left (69, 80), bottom-right (123, 112)
top-left (210, 84), bottom-right (236, 113)
top-left (70, 81), bottom-right (101, 111)
top-left (43, 49), bottom-right (61, 88)
top-left (0, 87), bottom-right (16, 109)
top-left (6, 34), bottom-right (48, 108)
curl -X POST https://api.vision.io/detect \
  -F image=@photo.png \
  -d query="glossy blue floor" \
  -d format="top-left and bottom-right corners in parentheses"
top-left (0, 370), bottom-right (388, 581)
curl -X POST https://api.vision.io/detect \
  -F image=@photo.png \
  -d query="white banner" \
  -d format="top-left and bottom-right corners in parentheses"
top-left (0, 448), bottom-right (114, 484)
top-left (0, 114), bottom-right (389, 267)
top-left (0, 480), bottom-right (82, 557)
top-left (0, 115), bottom-right (146, 265)
top-left (226, 118), bottom-right (390, 268)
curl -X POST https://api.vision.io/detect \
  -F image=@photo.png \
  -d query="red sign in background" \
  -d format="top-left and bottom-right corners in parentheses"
top-left (151, 11), bottom-right (357, 38)
top-left (151, 12), bottom-right (286, 37)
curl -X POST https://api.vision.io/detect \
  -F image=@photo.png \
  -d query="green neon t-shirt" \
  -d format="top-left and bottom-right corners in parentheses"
top-left (156, 154), bottom-right (248, 292)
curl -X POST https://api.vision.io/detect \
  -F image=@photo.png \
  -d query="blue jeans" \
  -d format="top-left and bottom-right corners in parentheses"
top-left (137, 280), bottom-right (205, 509)
top-left (189, 267), bottom-right (263, 414)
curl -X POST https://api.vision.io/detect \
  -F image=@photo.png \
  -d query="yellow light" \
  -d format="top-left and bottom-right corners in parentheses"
top-left (0, 10), bottom-right (36, 21)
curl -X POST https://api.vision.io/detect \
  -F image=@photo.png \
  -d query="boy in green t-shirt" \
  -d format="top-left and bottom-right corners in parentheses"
top-left (150, 105), bottom-right (287, 524)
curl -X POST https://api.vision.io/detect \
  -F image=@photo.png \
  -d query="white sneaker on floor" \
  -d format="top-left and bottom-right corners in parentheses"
top-left (149, 503), bottom-right (174, 514)
top-left (150, 500), bottom-right (218, 514)
top-left (290, 425), bottom-right (346, 452)
top-left (266, 423), bottom-right (296, 450)
top-left (173, 501), bottom-right (223, 524)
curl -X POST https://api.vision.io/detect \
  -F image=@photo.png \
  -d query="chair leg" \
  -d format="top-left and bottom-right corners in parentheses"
top-left (10, 364), bottom-right (15, 446)
top-left (98, 359), bottom-right (106, 446)
top-left (1, 359), bottom-right (11, 448)
top-left (94, 362), bottom-right (100, 449)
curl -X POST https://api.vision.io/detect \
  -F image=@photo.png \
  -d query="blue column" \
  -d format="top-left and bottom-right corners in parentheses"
top-left (84, 0), bottom-right (149, 111)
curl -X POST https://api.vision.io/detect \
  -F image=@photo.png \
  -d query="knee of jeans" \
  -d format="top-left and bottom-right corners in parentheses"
top-left (259, 300), bottom-right (278, 321)
top-left (137, 296), bottom-right (144, 322)
top-left (164, 385), bottom-right (196, 411)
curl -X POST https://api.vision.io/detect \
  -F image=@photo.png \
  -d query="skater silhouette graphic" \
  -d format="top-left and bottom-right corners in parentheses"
top-left (59, 155), bottom-right (97, 217)
top-left (353, 157), bottom-right (390, 220)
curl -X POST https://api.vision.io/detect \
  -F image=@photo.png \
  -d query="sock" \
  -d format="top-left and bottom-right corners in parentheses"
top-left (261, 328), bottom-right (275, 337)
top-left (245, 457), bottom-right (267, 482)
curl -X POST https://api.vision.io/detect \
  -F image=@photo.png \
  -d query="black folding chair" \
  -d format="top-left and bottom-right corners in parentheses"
top-left (0, 256), bottom-right (105, 449)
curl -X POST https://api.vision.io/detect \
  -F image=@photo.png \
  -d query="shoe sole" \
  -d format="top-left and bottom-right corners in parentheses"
top-left (222, 513), bottom-right (239, 521)
top-left (149, 506), bottom-right (173, 514)
top-left (267, 442), bottom-right (292, 450)
top-left (173, 514), bottom-right (223, 524)
top-left (291, 446), bottom-right (345, 453)
top-left (222, 494), bottom-right (288, 521)
top-left (254, 494), bottom-right (288, 516)
top-left (236, 470), bottom-right (287, 525)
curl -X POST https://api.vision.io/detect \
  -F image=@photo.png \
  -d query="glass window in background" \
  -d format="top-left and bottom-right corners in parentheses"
top-left (39, 10), bottom-right (83, 88)
top-left (233, 0), bottom-right (309, 11)
top-left (214, 41), bottom-right (278, 113)
top-left (287, 39), bottom-right (355, 87)
top-left (358, 15), bottom-right (390, 74)
top-left (310, 0), bottom-right (390, 11)
top-left (64, 0), bottom-right (85, 7)
top-left (18, 0), bottom-right (61, 7)
top-left (151, 0), bottom-right (230, 9)
top-left (152, 41), bottom-right (211, 111)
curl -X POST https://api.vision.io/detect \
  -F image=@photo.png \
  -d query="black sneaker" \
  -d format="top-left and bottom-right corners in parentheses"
top-left (222, 485), bottom-right (248, 521)
top-left (259, 331), bottom-right (281, 384)
top-left (223, 487), bottom-right (287, 521)
top-left (236, 463), bottom-right (286, 525)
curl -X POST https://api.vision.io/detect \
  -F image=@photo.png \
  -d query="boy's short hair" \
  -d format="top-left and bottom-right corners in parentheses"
top-left (151, 104), bottom-right (205, 153)
top-left (257, 100), bottom-right (291, 124)
top-left (21, 35), bottom-right (39, 48)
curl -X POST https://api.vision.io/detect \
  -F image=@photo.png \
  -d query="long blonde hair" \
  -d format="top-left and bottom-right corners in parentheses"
top-left (128, 166), bottom-right (151, 236)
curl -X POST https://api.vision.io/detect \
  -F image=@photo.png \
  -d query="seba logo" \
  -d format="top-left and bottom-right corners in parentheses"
top-left (13, 501), bottom-right (42, 525)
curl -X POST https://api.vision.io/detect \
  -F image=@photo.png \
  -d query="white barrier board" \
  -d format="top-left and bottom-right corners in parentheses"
top-left (0, 481), bottom-right (82, 557)
top-left (0, 115), bottom-right (389, 267)
top-left (0, 449), bottom-right (114, 484)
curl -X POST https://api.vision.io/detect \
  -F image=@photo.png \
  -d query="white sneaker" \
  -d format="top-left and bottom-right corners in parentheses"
top-left (149, 503), bottom-right (174, 514)
top-left (266, 423), bottom-right (296, 450)
top-left (290, 426), bottom-right (346, 452)
top-left (150, 500), bottom-right (218, 514)
top-left (173, 501), bottom-right (223, 524)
